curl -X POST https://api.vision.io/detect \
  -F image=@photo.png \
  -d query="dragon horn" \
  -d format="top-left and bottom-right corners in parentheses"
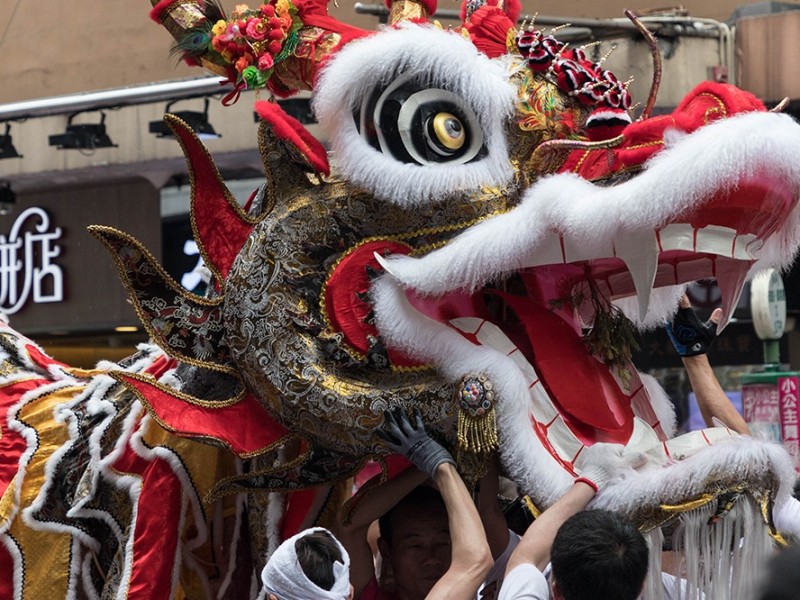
top-left (149, 0), bottom-right (368, 97)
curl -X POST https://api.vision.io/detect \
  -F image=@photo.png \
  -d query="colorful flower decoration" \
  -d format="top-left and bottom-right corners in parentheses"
top-left (181, 1), bottom-right (303, 91)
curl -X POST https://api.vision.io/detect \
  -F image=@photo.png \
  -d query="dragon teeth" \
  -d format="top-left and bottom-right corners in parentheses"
top-left (714, 257), bottom-right (752, 333)
top-left (614, 232), bottom-right (659, 320)
top-left (658, 223), bottom-right (760, 260)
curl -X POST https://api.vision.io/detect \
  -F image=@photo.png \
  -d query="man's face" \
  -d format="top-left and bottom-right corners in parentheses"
top-left (379, 501), bottom-right (451, 600)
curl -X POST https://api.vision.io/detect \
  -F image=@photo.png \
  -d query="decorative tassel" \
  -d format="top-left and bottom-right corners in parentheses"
top-left (456, 374), bottom-right (499, 455)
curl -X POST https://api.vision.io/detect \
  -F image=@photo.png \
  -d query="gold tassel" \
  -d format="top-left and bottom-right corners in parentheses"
top-left (456, 374), bottom-right (499, 455)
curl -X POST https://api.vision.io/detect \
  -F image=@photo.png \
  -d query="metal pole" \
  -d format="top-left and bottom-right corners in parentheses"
top-left (0, 77), bottom-right (233, 122)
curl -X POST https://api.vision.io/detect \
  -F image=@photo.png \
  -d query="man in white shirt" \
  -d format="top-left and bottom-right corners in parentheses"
top-left (499, 443), bottom-right (648, 600)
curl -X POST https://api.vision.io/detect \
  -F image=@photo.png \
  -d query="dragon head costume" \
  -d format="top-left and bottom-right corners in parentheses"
top-left (2, 0), bottom-right (800, 597)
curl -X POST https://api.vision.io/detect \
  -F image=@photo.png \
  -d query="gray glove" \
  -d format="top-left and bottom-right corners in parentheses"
top-left (377, 408), bottom-right (455, 479)
top-left (574, 442), bottom-right (647, 491)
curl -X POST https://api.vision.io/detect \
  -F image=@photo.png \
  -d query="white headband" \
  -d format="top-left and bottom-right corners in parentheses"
top-left (261, 527), bottom-right (351, 600)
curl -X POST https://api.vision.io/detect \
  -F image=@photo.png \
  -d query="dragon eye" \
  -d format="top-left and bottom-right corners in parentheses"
top-left (361, 73), bottom-right (485, 166)
top-left (427, 113), bottom-right (465, 153)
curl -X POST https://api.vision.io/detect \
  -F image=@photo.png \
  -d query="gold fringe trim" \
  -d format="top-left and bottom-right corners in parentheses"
top-left (522, 494), bottom-right (542, 519)
top-left (659, 493), bottom-right (715, 513)
top-left (457, 406), bottom-right (499, 455)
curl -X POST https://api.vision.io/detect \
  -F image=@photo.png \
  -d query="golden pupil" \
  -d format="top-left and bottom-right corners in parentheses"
top-left (432, 112), bottom-right (465, 150)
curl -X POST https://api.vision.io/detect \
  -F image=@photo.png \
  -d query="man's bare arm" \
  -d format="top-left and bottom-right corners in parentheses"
top-left (504, 443), bottom-right (646, 575)
top-left (475, 455), bottom-right (513, 560)
top-left (667, 297), bottom-right (751, 435)
top-left (425, 463), bottom-right (493, 600)
top-left (683, 350), bottom-right (751, 435)
top-left (505, 481), bottom-right (595, 573)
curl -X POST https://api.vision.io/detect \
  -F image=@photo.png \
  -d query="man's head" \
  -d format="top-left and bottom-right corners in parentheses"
top-left (262, 527), bottom-right (353, 600)
top-left (378, 485), bottom-right (451, 600)
top-left (757, 545), bottom-right (800, 600)
top-left (550, 510), bottom-right (648, 600)
top-left (294, 530), bottom-right (348, 592)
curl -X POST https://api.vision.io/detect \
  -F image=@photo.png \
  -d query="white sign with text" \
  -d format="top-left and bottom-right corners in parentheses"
top-left (0, 207), bottom-right (64, 315)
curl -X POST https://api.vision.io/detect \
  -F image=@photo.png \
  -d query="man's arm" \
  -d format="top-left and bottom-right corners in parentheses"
top-left (666, 296), bottom-right (751, 435)
top-left (682, 351), bottom-right (750, 434)
top-left (426, 463), bottom-right (494, 600)
top-left (504, 481), bottom-right (595, 573)
top-left (476, 454), bottom-right (514, 560)
top-left (504, 442), bottom-right (646, 575)
top-left (378, 408), bottom-right (492, 600)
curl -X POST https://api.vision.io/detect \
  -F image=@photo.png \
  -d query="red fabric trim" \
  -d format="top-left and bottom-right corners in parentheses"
top-left (464, 6), bottom-right (515, 58)
top-left (0, 538), bottom-right (15, 600)
top-left (296, 0), bottom-right (370, 41)
top-left (169, 118), bottom-right (255, 281)
top-left (311, 30), bottom-right (379, 88)
top-left (243, 187), bottom-right (260, 212)
top-left (281, 489), bottom-right (318, 539)
top-left (144, 355), bottom-right (177, 380)
top-left (117, 374), bottom-right (289, 458)
top-left (150, 0), bottom-right (195, 23)
top-left (559, 82), bottom-right (767, 181)
top-left (0, 379), bottom-right (49, 498)
top-left (674, 80), bottom-right (765, 115)
top-left (354, 455), bottom-right (413, 489)
top-left (25, 343), bottom-right (68, 371)
top-left (292, 0), bottom-right (371, 92)
top-left (502, 0), bottom-right (521, 23)
top-left (574, 477), bottom-right (598, 492)
top-left (461, 0), bottom-right (519, 22)
top-left (254, 100), bottom-right (330, 175)
top-left (323, 239), bottom-right (423, 367)
top-left (113, 443), bottom-right (182, 600)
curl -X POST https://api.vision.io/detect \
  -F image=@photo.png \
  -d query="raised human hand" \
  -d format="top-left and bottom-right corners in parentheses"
top-left (377, 408), bottom-right (455, 479)
top-left (666, 295), bottom-right (721, 357)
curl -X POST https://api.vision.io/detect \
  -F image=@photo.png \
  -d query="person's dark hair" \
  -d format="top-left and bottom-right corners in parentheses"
top-left (551, 510), bottom-right (648, 600)
top-left (294, 530), bottom-right (344, 591)
top-left (378, 485), bottom-right (445, 545)
top-left (757, 545), bottom-right (800, 600)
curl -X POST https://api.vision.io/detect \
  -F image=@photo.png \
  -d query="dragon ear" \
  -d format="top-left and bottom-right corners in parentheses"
top-left (148, 0), bottom-right (368, 98)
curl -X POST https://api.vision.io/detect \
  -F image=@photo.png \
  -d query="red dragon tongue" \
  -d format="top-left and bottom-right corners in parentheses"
top-left (495, 292), bottom-right (635, 445)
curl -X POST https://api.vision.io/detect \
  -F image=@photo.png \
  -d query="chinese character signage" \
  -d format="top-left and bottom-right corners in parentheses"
top-left (4, 180), bottom-right (161, 335)
top-left (779, 376), bottom-right (800, 471)
top-left (742, 383), bottom-right (782, 443)
top-left (0, 207), bottom-right (64, 315)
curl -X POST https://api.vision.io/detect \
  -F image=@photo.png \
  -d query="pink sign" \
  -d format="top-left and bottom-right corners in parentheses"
top-left (742, 383), bottom-right (782, 443)
top-left (779, 376), bottom-right (800, 472)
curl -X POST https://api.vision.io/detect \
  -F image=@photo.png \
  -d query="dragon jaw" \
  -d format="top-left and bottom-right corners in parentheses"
top-left (370, 109), bottom-right (800, 508)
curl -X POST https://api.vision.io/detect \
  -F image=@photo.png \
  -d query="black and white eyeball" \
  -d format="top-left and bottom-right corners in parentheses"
top-left (314, 23), bottom-right (516, 206)
top-left (361, 72), bottom-right (484, 166)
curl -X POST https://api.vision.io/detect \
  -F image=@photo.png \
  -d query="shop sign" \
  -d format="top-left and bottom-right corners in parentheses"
top-left (0, 207), bottom-right (64, 315)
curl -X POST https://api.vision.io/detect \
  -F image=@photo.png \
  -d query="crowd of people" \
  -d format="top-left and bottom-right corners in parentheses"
top-left (256, 299), bottom-right (798, 600)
